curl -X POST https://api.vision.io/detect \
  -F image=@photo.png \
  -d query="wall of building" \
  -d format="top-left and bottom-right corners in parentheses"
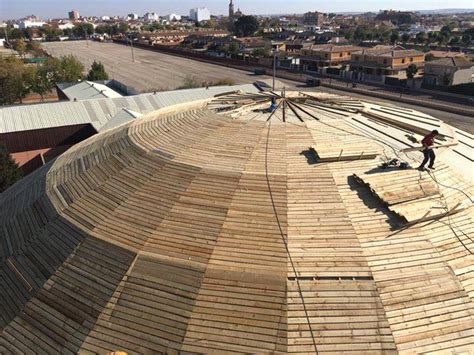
top-left (452, 67), bottom-right (473, 86)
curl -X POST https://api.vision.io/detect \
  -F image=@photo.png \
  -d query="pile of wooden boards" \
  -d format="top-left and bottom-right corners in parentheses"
top-left (354, 163), bottom-right (473, 223)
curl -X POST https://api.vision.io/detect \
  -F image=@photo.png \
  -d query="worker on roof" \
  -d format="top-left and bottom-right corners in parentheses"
top-left (417, 130), bottom-right (439, 171)
top-left (266, 97), bottom-right (277, 113)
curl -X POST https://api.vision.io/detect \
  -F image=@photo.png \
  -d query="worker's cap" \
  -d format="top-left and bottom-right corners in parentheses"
top-left (432, 130), bottom-right (439, 135)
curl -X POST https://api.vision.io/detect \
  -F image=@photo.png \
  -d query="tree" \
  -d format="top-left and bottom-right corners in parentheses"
top-left (26, 40), bottom-right (41, 54)
top-left (390, 31), bottom-right (399, 45)
top-left (234, 16), bottom-right (259, 37)
top-left (87, 61), bottom-right (108, 81)
top-left (406, 63), bottom-right (418, 80)
top-left (33, 64), bottom-right (56, 100)
top-left (449, 36), bottom-right (460, 47)
top-left (415, 32), bottom-right (426, 45)
top-left (251, 47), bottom-right (270, 57)
top-left (13, 39), bottom-right (27, 57)
top-left (228, 41), bottom-right (240, 55)
top-left (0, 57), bottom-right (35, 105)
top-left (425, 53), bottom-right (435, 62)
top-left (461, 34), bottom-right (472, 47)
top-left (0, 141), bottom-right (22, 193)
top-left (72, 23), bottom-right (94, 38)
top-left (59, 55), bottom-right (84, 82)
top-left (401, 33), bottom-right (410, 45)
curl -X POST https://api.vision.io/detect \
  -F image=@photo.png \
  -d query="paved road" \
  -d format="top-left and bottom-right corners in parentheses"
top-left (43, 41), bottom-right (473, 133)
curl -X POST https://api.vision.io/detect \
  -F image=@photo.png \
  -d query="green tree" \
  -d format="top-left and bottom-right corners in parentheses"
top-left (87, 61), bottom-right (108, 81)
top-left (234, 16), bottom-right (259, 37)
top-left (415, 31), bottom-right (426, 45)
top-left (13, 39), bottom-right (27, 57)
top-left (401, 33), bottom-right (410, 44)
top-left (390, 31), bottom-right (399, 44)
top-left (251, 47), bottom-right (270, 57)
top-left (59, 55), bottom-right (84, 82)
top-left (449, 36), bottom-right (460, 47)
top-left (228, 41), bottom-right (240, 55)
top-left (0, 57), bottom-right (35, 105)
top-left (461, 34), bottom-right (472, 47)
top-left (72, 23), bottom-right (94, 38)
top-left (0, 141), bottom-right (23, 193)
top-left (32, 57), bottom-right (61, 100)
top-left (406, 63), bottom-right (418, 80)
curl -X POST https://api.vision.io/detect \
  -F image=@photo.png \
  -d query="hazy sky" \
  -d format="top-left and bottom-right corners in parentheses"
top-left (1, 0), bottom-right (473, 20)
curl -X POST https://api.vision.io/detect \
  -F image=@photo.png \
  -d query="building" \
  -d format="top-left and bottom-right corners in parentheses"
top-left (1, 90), bottom-right (473, 353)
top-left (18, 20), bottom-right (46, 29)
top-left (0, 84), bottom-right (255, 174)
top-left (350, 46), bottom-right (425, 82)
top-left (300, 44), bottom-right (361, 72)
top-left (56, 81), bottom-right (124, 101)
top-left (303, 11), bottom-right (325, 27)
top-left (127, 13), bottom-right (139, 21)
top-left (189, 7), bottom-right (211, 22)
top-left (144, 12), bottom-right (159, 22)
top-left (423, 57), bottom-right (473, 86)
top-left (165, 13), bottom-right (182, 21)
top-left (68, 10), bottom-right (80, 20)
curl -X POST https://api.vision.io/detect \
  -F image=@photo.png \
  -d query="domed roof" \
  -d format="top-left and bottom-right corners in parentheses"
top-left (1, 91), bottom-right (473, 353)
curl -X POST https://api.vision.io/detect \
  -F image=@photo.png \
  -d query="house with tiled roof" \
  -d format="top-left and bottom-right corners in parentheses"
top-left (423, 57), bottom-right (473, 86)
top-left (350, 46), bottom-right (425, 82)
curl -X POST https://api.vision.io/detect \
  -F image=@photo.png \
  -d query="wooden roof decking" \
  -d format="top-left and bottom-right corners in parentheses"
top-left (0, 92), bottom-right (473, 353)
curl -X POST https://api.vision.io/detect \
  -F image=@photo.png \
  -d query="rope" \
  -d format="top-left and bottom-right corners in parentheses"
top-left (263, 120), bottom-right (320, 354)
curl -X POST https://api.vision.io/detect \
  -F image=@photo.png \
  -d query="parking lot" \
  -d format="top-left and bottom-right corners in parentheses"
top-left (43, 41), bottom-right (269, 92)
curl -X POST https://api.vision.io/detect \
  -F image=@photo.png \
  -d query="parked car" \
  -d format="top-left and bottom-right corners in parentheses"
top-left (254, 68), bottom-right (266, 75)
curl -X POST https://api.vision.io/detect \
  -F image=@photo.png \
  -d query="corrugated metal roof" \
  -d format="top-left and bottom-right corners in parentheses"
top-left (100, 108), bottom-right (142, 132)
top-left (58, 81), bottom-right (123, 100)
top-left (0, 84), bottom-right (258, 134)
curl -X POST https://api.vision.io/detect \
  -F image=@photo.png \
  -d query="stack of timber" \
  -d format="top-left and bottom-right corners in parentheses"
top-left (307, 120), bottom-right (383, 162)
top-left (354, 163), bottom-right (473, 224)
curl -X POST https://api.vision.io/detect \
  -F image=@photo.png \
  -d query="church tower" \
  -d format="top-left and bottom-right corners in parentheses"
top-left (229, 0), bottom-right (235, 21)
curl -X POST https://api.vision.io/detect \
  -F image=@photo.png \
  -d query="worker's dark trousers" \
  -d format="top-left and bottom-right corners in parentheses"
top-left (419, 148), bottom-right (435, 169)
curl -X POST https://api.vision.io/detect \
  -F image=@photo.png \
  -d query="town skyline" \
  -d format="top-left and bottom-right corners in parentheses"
top-left (1, 0), bottom-right (473, 21)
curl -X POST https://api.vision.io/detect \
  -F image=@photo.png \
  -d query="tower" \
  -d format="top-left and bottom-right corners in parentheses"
top-left (229, 0), bottom-right (235, 20)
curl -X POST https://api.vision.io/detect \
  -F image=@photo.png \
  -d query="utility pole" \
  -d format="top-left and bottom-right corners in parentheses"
top-left (85, 26), bottom-right (89, 47)
top-left (272, 48), bottom-right (278, 91)
top-left (129, 34), bottom-right (135, 62)
top-left (4, 26), bottom-right (13, 54)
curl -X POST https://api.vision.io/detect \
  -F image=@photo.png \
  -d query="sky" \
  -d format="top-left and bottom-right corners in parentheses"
top-left (1, 0), bottom-right (473, 20)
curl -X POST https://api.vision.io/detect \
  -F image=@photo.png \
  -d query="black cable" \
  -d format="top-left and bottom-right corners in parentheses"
top-left (264, 119), bottom-right (320, 354)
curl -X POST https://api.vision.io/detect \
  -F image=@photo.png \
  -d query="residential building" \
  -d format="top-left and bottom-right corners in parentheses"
top-left (144, 12), bottom-right (159, 22)
top-left (423, 58), bottom-right (473, 86)
top-left (300, 45), bottom-right (362, 72)
top-left (165, 14), bottom-right (182, 21)
top-left (236, 37), bottom-right (269, 54)
top-left (303, 11), bottom-right (325, 27)
top-left (18, 21), bottom-right (46, 29)
top-left (127, 13), bottom-right (139, 21)
top-left (427, 51), bottom-right (467, 59)
top-left (350, 46), bottom-right (425, 81)
top-left (68, 10), bottom-right (80, 20)
top-left (189, 7), bottom-right (211, 22)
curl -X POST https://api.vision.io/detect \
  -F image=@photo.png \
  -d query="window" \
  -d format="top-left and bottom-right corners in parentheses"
top-left (402, 59), bottom-right (406, 64)
top-left (383, 59), bottom-right (387, 65)
top-left (410, 57), bottom-right (413, 62)
top-left (339, 53), bottom-right (343, 57)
